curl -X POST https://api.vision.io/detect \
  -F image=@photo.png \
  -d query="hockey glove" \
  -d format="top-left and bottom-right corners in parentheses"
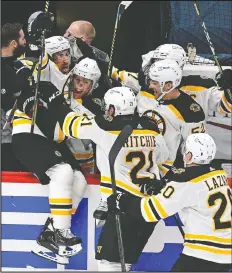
top-left (28, 11), bottom-right (54, 44)
top-left (216, 69), bottom-right (232, 104)
top-left (39, 81), bottom-right (65, 105)
top-left (140, 178), bottom-right (167, 196)
top-left (107, 193), bottom-right (134, 214)
top-left (216, 69), bottom-right (232, 90)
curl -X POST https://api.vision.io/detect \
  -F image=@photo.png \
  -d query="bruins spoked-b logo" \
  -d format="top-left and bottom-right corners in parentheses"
top-left (55, 150), bottom-right (62, 157)
top-left (143, 110), bottom-right (166, 135)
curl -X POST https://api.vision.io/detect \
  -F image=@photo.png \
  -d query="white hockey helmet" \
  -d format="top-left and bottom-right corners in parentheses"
top-left (73, 57), bottom-right (101, 91)
top-left (45, 36), bottom-right (70, 57)
top-left (147, 59), bottom-right (182, 93)
top-left (142, 44), bottom-right (187, 70)
top-left (103, 87), bottom-right (136, 116)
top-left (184, 133), bottom-right (216, 165)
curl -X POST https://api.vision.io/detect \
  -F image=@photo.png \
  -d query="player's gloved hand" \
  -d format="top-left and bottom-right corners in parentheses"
top-left (39, 81), bottom-right (65, 105)
top-left (216, 69), bottom-right (232, 104)
top-left (29, 12), bottom-right (54, 36)
top-left (107, 193), bottom-right (132, 214)
top-left (216, 69), bottom-right (232, 90)
top-left (140, 178), bottom-right (167, 196)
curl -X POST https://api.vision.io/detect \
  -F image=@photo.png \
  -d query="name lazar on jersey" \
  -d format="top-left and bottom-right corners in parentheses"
top-left (205, 174), bottom-right (228, 191)
top-left (123, 135), bottom-right (156, 148)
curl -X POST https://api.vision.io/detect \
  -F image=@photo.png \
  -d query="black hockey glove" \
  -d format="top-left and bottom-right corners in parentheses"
top-left (38, 81), bottom-right (65, 105)
top-left (216, 69), bottom-right (232, 104)
top-left (140, 178), bottom-right (167, 196)
top-left (216, 69), bottom-right (232, 90)
top-left (30, 12), bottom-right (54, 34)
top-left (107, 193), bottom-right (134, 214)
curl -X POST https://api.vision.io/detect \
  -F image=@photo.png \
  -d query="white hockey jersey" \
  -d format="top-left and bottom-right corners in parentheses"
top-left (137, 90), bottom-right (205, 175)
top-left (54, 107), bottom-right (169, 199)
top-left (138, 166), bottom-right (232, 263)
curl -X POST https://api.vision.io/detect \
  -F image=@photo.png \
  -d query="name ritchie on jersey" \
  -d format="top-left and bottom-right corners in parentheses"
top-left (123, 135), bottom-right (156, 148)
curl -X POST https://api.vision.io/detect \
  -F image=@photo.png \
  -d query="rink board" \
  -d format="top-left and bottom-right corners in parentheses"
top-left (1, 171), bottom-right (232, 271)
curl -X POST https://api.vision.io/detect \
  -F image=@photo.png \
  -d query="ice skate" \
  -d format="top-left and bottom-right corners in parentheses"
top-left (32, 217), bottom-right (82, 264)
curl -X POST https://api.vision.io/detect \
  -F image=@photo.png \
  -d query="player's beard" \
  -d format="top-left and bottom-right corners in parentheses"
top-left (13, 44), bottom-right (26, 57)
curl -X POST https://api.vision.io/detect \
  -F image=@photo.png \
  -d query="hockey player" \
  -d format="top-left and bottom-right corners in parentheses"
top-left (12, 81), bottom-right (85, 264)
top-left (64, 57), bottom-right (102, 173)
top-left (93, 59), bottom-right (206, 225)
top-left (107, 133), bottom-right (232, 272)
top-left (20, 83), bottom-right (169, 270)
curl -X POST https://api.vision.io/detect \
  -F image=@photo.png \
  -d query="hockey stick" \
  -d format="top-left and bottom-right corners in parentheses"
top-left (193, 1), bottom-right (223, 74)
top-left (107, 1), bottom-right (133, 77)
top-left (109, 124), bottom-right (133, 272)
top-left (30, 0), bottom-right (50, 133)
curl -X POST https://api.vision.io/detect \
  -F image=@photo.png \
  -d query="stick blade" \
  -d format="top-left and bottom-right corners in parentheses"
top-left (109, 125), bottom-right (133, 166)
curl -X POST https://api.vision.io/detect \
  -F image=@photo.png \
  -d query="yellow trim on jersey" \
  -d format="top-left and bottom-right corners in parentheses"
top-left (140, 91), bottom-right (155, 100)
top-left (72, 117), bottom-right (81, 138)
top-left (63, 113), bottom-right (80, 137)
top-left (142, 198), bottom-right (158, 222)
top-left (73, 151), bottom-right (94, 159)
top-left (222, 92), bottom-right (232, 112)
top-left (112, 70), bottom-right (118, 80)
top-left (108, 130), bottom-right (158, 136)
top-left (13, 119), bottom-right (32, 126)
top-left (75, 99), bottom-right (82, 104)
top-left (100, 187), bottom-right (113, 194)
top-left (150, 196), bottom-right (168, 218)
top-left (189, 170), bottom-right (226, 183)
top-left (50, 210), bottom-right (72, 216)
top-left (180, 86), bottom-right (207, 92)
top-left (219, 105), bottom-right (228, 115)
top-left (185, 234), bottom-right (232, 244)
top-left (167, 105), bottom-right (184, 121)
top-left (57, 124), bottom-right (66, 143)
top-left (49, 198), bottom-right (72, 204)
top-left (158, 164), bottom-right (169, 175)
top-left (119, 71), bottom-right (125, 83)
top-left (184, 243), bottom-right (232, 255)
top-left (101, 176), bottom-right (147, 197)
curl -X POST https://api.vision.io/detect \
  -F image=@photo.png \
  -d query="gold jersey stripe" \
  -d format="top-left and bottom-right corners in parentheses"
top-left (63, 113), bottom-right (79, 136)
top-left (150, 196), bottom-right (168, 218)
top-left (142, 198), bottom-right (157, 222)
top-left (184, 243), bottom-right (232, 255)
top-left (140, 91), bottom-right (155, 100)
top-left (168, 105), bottom-right (184, 121)
top-left (180, 86), bottom-right (207, 92)
top-left (73, 151), bottom-right (94, 159)
top-left (189, 170), bottom-right (226, 183)
top-left (185, 233), bottom-right (232, 244)
top-left (100, 187), bottom-right (113, 194)
top-left (49, 198), bottom-right (72, 204)
top-left (13, 119), bottom-right (32, 126)
top-left (219, 105), bottom-right (228, 115)
top-left (50, 209), bottom-right (72, 216)
top-left (222, 93), bottom-right (232, 112)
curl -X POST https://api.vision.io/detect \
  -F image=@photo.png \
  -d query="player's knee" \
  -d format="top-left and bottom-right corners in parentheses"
top-left (46, 163), bottom-right (74, 189)
top-left (97, 260), bottom-right (131, 271)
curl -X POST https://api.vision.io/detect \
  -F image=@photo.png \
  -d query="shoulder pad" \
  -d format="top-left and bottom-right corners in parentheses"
top-left (171, 91), bottom-right (205, 122)
top-left (169, 165), bottom-right (212, 182)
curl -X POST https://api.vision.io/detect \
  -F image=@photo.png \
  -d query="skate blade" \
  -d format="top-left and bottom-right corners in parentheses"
top-left (96, 219), bottom-right (106, 228)
top-left (58, 243), bottom-right (82, 257)
top-left (31, 245), bottom-right (69, 265)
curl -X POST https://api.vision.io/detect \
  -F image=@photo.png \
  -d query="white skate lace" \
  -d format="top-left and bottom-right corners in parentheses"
top-left (97, 199), bottom-right (108, 212)
top-left (59, 229), bottom-right (75, 239)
